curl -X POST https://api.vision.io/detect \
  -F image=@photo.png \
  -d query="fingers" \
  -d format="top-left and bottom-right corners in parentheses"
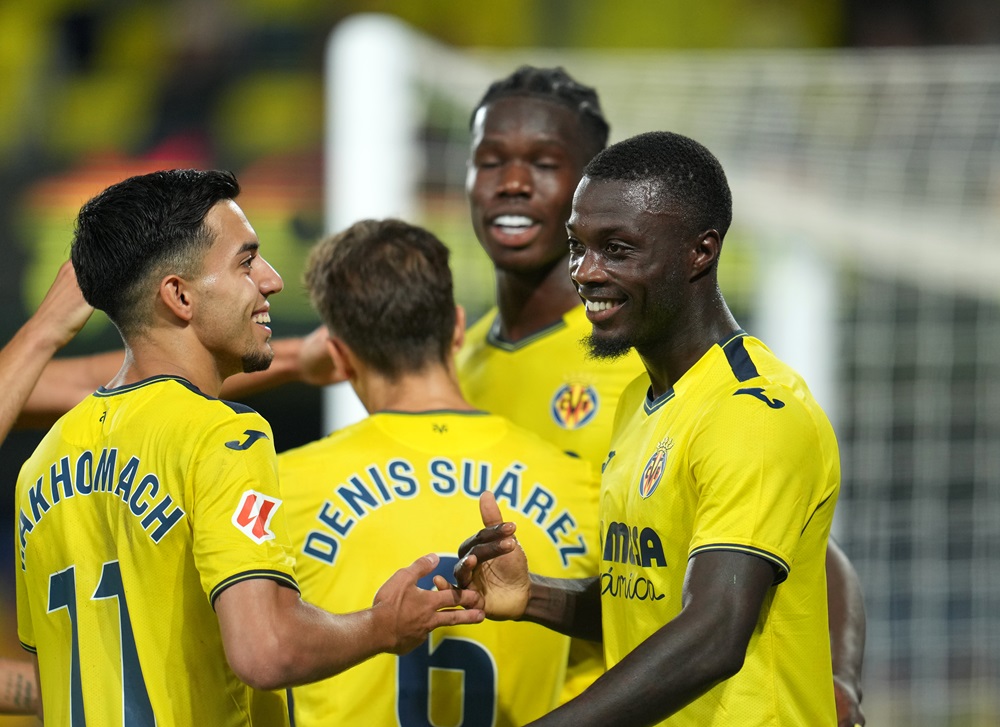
top-left (479, 490), bottom-right (503, 528)
top-left (425, 583), bottom-right (484, 612)
top-left (453, 552), bottom-right (477, 589)
top-left (431, 607), bottom-right (484, 629)
top-left (457, 520), bottom-right (516, 559)
top-left (402, 553), bottom-right (440, 582)
top-left (431, 574), bottom-right (452, 591)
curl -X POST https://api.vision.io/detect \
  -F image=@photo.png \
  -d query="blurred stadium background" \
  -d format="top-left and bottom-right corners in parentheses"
top-left (2, 2), bottom-right (999, 725)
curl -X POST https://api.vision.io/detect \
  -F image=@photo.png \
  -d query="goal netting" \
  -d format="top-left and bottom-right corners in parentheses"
top-left (326, 15), bottom-right (1000, 725)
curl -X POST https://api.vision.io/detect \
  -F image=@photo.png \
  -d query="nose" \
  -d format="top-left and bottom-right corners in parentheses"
top-left (498, 161), bottom-right (532, 197)
top-left (570, 247), bottom-right (606, 286)
top-left (256, 255), bottom-right (284, 296)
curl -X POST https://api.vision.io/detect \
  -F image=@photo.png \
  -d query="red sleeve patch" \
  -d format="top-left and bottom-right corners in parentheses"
top-left (231, 490), bottom-right (282, 543)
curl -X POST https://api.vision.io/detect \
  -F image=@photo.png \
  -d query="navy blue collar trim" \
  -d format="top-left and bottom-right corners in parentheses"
top-left (642, 329), bottom-right (748, 414)
top-left (485, 315), bottom-right (568, 352)
top-left (95, 375), bottom-right (198, 397)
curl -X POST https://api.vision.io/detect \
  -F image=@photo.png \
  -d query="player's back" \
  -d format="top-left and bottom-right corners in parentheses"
top-left (15, 376), bottom-right (294, 727)
top-left (280, 410), bottom-right (600, 727)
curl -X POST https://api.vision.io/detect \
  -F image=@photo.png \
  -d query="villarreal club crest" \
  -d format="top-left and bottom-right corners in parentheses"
top-left (550, 382), bottom-right (599, 430)
top-left (639, 438), bottom-right (674, 499)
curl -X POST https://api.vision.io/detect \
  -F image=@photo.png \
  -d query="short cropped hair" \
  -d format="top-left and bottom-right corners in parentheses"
top-left (584, 131), bottom-right (733, 240)
top-left (471, 65), bottom-right (609, 158)
top-left (71, 169), bottom-right (240, 337)
top-left (304, 219), bottom-right (456, 379)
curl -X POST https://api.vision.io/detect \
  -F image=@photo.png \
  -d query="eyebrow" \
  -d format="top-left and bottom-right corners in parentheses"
top-left (236, 241), bottom-right (260, 256)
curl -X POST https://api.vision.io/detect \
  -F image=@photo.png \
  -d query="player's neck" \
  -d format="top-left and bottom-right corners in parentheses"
top-left (493, 259), bottom-right (580, 342)
top-left (639, 292), bottom-right (740, 398)
top-left (357, 365), bottom-right (477, 415)
top-left (111, 334), bottom-right (227, 397)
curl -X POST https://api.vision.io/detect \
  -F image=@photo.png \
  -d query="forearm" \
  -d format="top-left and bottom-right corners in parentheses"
top-left (528, 551), bottom-right (775, 726)
top-left (218, 584), bottom-right (392, 691)
top-left (0, 658), bottom-right (39, 715)
top-left (827, 539), bottom-right (866, 699)
top-left (528, 604), bottom-right (740, 726)
top-left (523, 575), bottom-right (602, 641)
top-left (0, 318), bottom-right (70, 440)
top-left (217, 557), bottom-right (482, 691)
top-left (258, 598), bottom-right (392, 689)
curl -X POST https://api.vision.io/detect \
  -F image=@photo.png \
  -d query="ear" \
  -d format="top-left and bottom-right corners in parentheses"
top-left (690, 230), bottom-right (722, 281)
top-left (159, 275), bottom-right (195, 322)
top-left (451, 305), bottom-right (466, 355)
top-left (325, 336), bottom-right (356, 381)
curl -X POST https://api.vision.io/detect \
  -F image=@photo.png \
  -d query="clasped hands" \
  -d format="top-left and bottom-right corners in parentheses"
top-left (433, 491), bottom-right (532, 622)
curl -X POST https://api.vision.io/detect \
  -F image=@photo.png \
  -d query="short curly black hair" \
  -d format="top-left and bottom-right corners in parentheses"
top-left (471, 66), bottom-right (609, 158)
top-left (584, 131), bottom-right (733, 240)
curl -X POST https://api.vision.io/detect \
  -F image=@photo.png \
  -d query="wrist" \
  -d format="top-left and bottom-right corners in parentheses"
top-left (367, 601), bottom-right (400, 654)
top-left (16, 318), bottom-right (65, 358)
top-left (522, 577), bottom-right (560, 624)
top-left (833, 671), bottom-right (863, 703)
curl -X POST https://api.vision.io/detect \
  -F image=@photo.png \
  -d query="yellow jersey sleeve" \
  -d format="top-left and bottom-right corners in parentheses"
top-left (687, 384), bottom-right (839, 582)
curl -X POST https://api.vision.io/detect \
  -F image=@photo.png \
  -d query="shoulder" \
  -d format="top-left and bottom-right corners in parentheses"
top-left (696, 338), bottom-right (834, 448)
top-left (459, 309), bottom-right (497, 351)
top-left (146, 380), bottom-right (277, 461)
top-left (489, 414), bottom-right (596, 477)
top-left (464, 308), bottom-right (497, 339)
top-left (278, 417), bottom-right (376, 469)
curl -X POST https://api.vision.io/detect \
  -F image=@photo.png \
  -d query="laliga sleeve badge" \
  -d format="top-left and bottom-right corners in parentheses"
top-left (639, 438), bottom-right (673, 499)
top-left (232, 490), bottom-right (281, 543)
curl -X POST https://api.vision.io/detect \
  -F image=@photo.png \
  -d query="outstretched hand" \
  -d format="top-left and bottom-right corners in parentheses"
top-left (448, 492), bottom-right (531, 621)
top-left (372, 553), bottom-right (484, 655)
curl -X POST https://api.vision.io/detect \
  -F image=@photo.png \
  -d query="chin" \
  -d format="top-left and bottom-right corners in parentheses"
top-left (583, 332), bottom-right (633, 361)
top-left (241, 349), bottom-right (274, 374)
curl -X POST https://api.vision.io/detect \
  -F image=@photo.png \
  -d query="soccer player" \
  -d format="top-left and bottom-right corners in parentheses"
top-left (458, 66), bottom-right (865, 725)
top-left (13, 169), bottom-right (483, 724)
top-left (0, 259), bottom-right (92, 716)
top-left (458, 64), bottom-right (643, 703)
top-left (280, 218), bottom-right (599, 726)
top-left (457, 130), bottom-right (842, 725)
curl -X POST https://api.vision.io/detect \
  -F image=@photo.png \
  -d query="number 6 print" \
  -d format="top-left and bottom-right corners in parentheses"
top-left (396, 555), bottom-right (497, 727)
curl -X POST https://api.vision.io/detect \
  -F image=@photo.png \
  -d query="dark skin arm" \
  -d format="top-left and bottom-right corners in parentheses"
top-left (529, 551), bottom-right (774, 727)
top-left (827, 538), bottom-right (867, 726)
top-left (454, 493), bottom-right (775, 725)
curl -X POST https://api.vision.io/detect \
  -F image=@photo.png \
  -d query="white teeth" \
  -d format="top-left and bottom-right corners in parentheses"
top-left (252, 312), bottom-right (271, 324)
top-left (585, 300), bottom-right (616, 312)
top-left (492, 215), bottom-right (534, 228)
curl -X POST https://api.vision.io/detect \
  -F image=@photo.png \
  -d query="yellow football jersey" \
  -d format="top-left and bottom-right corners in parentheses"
top-left (15, 376), bottom-right (297, 727)
top-left (458, 305), bottom-right (645, 470)
top-left (457, 304), bottom-right (645, 701)
top-left (600, 332), bottom-right (839, 726)
top-left (279, 410), bottom-right (599, 727)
